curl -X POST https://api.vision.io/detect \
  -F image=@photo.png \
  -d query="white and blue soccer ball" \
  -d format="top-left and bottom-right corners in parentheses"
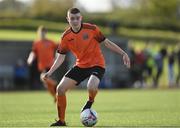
top-left (80, 109), bottom-right (98, 127)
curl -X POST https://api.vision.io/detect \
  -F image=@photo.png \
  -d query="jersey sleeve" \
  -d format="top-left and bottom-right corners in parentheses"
top-left (94, 26), bottom-right (106, 43)
top-left (57, 37), bottom-right (69, 54)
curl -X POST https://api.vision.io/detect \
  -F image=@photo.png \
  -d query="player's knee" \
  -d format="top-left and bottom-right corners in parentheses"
top-left (56, 85), bottom-right (66, 95)
top-left (87, 76), bottom-right (100, 91)
top-left (87, 84), bottom-right (98, 92)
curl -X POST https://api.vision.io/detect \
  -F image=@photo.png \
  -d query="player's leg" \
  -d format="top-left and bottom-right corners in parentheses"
top-left (51, 66), bottom-right (92, 126)
top-left (88, 75), bottom-right (100, 102)
top-left (82, 75), bottom-right (100, 111)
top-left (56, 77), bottom-right (77, 122)
top-left (40, 73), bottom-right (57, 101)
top-left (82, 66), bottom-right (105, 111)
top-left (50, 77), bottom-right (77, 127)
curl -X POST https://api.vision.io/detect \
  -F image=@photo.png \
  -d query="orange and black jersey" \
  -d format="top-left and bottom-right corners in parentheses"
top-left (57, 23), bottom-right (106, 68)
top-left (32, 39), bottom-right (57, 71)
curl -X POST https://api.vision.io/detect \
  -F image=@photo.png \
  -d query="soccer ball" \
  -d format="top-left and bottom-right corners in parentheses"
top-left (80, 109), bottom-right (98, 127)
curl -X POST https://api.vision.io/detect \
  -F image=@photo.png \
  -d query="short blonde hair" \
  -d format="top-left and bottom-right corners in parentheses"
top-left (37, 25), bottom-right (47, 33)
top-left (37, 25), bottom-right (47, 39)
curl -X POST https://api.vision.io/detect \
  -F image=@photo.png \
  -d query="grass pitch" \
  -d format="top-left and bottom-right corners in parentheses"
top-left (0, 29), bottom-right (60, 42)
top-left (0, 89), bottom-right (180, 128)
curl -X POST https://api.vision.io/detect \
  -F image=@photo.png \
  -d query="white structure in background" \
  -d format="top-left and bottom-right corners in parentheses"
top-left (75, 0), bottom-right (113, 13)
top-left (75, 0), bottom-right (134, 13)
top-left (13, 0), bottom-right (134, 13)
top-left (112, 0), bottom-right (134, 9)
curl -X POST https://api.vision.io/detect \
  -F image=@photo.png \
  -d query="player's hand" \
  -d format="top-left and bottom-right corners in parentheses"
top-left (122, 53), bottom-right (131, 68)
top-left (41, 72), bottom-right (51, 81)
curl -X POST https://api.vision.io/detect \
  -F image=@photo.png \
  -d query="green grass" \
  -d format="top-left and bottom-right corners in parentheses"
top-left (0, 19), bottom-right (67, 32)
top-left (0, 89), bottom-right (180, 127)
top-left (0, 29), bottom-right (61, 42)
top-left (1, 26), bottom-right (180, 42)
top-left (119, 27), bottom-right (180, 41)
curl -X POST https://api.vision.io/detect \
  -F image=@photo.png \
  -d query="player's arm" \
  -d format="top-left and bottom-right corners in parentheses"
top-left (27, 51), bottom-right (36, 65)
top-left (102, 38), bottom-right (130, 68)
top-left (42, 53), bottom-right (66, 80)
top-left (27, 41), bottom-right (37, 65)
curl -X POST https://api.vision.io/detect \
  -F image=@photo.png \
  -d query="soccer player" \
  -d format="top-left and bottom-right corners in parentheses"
top-left (27, 26), bottom-right (58, 102)
top-left (42, 8), bottom-right (130, 126)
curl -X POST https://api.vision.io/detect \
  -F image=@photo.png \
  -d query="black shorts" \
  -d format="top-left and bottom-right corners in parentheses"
top-left (65, 66), bottom-right (105, 85)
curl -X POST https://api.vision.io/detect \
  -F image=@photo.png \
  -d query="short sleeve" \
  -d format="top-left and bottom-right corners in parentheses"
top-left (57, 38), bottom-right (69, 54)
top-left (94, 26), bottom-right (106, 43)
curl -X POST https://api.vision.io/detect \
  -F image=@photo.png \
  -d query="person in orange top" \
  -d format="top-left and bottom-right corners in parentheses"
top-left (42, 8), bottom-right (130, 127)
top-left (27, 26), bottom-right (57, 102)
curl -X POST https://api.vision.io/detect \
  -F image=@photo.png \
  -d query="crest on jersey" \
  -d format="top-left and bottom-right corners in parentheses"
top-left (82, 33), bottom-right (89, 40)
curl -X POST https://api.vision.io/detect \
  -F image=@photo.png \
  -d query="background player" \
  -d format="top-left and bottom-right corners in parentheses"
top-left (27, 26), bottom-right (58, 102)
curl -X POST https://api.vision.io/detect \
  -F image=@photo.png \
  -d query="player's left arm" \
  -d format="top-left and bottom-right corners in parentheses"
top-left (102, 38), bottom-right (131, 68)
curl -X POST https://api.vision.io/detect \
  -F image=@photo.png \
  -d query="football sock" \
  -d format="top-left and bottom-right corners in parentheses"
top-left (57, 95), bottom-right (66, 123)
top-left (82, 101), bottom-right (93, 111)
top-left (82, 90), bottom-right (97, 111)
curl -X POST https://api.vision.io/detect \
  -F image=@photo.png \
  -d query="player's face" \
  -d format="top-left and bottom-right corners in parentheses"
top-left (67, 13), bottom-right (82, 29)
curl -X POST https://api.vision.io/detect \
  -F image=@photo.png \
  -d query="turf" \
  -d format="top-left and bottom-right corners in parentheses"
top-left (0, 89), bottom-right (180, 128)
top-left (0, 29), bottom-right (60, 42)
top-left (1, 27), bottom-right (180, 42)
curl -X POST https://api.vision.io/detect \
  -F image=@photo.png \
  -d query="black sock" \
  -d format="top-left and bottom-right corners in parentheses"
top-left (82, 101), bottom-right (93, 112)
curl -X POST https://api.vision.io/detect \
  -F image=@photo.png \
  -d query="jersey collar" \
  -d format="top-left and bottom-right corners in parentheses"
top-left (71, 23), bottom-right (83, 34)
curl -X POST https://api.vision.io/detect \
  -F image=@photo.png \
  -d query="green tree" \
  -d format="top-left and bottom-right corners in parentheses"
top-left (29, 0), bottom-right (73, 21)
top-left (0, 0), bottom-right (26, 18)
top-left (136, 0), bottom-right (178, 18)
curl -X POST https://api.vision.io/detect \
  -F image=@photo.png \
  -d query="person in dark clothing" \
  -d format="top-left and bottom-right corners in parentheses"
top-left (168, 52), bottom-right (175, 87)
top-left (14, 59), bottom-right (28, 89)
top-left (153, 48), bottom-right (167, 88)
top-left (176, 49), bottom-right (180, 87)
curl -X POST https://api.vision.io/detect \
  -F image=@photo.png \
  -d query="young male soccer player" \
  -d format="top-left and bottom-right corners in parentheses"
top-left (27, 26), bottom-right (58, 102)
top-left (42, 8), bottom-right (130, 126)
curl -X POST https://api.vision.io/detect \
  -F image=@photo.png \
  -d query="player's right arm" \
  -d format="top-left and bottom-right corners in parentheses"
top-left (27, 41), bottom-right (37, 65)
top-left (42, 53), bottom-right (66, 80)
top-left (27, 51), bottom-right (36, 65)
top-left (43, 30), bottom-right (69, 80)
